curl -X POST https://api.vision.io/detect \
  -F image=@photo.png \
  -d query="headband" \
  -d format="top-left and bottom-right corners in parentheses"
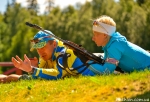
top-left (93, 21), bottom-right (116, 36)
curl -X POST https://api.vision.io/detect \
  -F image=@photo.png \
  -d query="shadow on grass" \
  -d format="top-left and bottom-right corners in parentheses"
top-left (123, 91), bottom-right (150, 102)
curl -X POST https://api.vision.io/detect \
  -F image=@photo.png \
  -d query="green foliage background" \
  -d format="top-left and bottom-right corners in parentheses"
top-left (0, 0), bottom-right (150, 71)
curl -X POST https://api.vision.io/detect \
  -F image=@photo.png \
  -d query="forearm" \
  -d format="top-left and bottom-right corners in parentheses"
top-left (87, 61), bottom-right (116, 74)
top-left (31, 67), bottom-right (61, 80)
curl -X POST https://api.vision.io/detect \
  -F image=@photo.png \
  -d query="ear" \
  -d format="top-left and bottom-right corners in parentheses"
top-left (53, 40), bottom-right (57, 48)
top-left (103, 34), bottom-right (108, 37)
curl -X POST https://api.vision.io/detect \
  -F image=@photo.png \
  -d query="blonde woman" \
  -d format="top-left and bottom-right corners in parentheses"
top-left (75, 15), bottom-right (150, 74)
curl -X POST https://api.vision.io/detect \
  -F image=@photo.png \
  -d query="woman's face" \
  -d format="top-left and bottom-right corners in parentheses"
top-left (36, 41), bottom-right (56, 61)
top-left (92, 31), bottom-right (109, 46)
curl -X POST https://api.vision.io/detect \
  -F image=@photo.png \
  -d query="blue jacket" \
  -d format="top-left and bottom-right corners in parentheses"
top-left (88, 32), bottom-right (150, 74)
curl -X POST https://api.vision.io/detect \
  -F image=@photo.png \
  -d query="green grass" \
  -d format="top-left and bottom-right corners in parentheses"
top-left (0, 70), bottom-right (150, 102)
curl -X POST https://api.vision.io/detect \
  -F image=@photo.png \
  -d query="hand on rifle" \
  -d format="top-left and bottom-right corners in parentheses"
top-left (63, 41), bottom-right (89, 64)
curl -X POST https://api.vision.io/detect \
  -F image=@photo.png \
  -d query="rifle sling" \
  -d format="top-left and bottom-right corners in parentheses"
top-left (56, 53), bottom-right (88, 75)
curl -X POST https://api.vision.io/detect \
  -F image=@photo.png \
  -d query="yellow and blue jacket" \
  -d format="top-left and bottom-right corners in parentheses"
top-left (32, 40), bottom-right (95, 80)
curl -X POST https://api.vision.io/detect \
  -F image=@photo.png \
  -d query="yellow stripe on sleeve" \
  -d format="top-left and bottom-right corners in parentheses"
top-left (35, 69), bottom-right (40, 76)
top-left (42, 69), bottom-right (59, 76)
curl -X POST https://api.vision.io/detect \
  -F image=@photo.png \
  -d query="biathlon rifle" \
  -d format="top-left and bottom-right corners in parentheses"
top-left (25, 22), bottom-right (105, 64)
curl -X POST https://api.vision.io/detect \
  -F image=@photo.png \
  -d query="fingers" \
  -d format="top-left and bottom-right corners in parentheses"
top-left (12, 55), bottom-right (24, 70)
top-left (15, 55), bottom-right (23, 63)
top-left (12, 55), bottom-right (23, 63)
top-left (24, 54), bottom-right (30, 62)
top-left (12, 57), bottom-right (20, 68)
top-left (29, 57), bottom-right (37, 60)
top-left (29, 57), bottom-right (35, 60)
top-left (12, 57), bottom-right (20, 64)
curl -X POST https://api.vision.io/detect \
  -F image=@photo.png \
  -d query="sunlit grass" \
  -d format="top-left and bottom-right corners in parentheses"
top-left (0, 69), bottom-right (150, 102)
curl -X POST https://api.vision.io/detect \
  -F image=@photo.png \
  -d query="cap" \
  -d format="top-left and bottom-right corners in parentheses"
top-left (30, 30), bottom-right (55, 51)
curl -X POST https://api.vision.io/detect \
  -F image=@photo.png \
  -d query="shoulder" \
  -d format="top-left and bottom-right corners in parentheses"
top-left (105, 39), bottom-right (126, 60)
top-left (108, 39), bottom-right (126, 53)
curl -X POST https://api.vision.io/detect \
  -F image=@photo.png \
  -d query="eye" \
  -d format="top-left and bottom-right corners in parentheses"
top-left (93, 20), bottom-right (98, 26)
top-left (30, 39), bottom-right (40, 44)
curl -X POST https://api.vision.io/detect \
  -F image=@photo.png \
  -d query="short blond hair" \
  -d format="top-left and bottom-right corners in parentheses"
top-left (96, 15), bottom-right (116, 27)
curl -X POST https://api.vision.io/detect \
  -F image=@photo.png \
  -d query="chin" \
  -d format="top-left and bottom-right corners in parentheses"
top-left (96, 44), bottom-right (101, 46)
top-left (98, 45), bottom-right (103, 47)
top-left (42, 57), bottom-right (48, 61)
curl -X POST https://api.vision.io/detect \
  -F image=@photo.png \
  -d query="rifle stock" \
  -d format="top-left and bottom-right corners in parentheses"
top-left (25, 22), bottom-right (105, 64)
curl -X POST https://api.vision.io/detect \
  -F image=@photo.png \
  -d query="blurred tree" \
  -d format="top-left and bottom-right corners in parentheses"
top-left (0, 14), bottom-right (7, 62)
top-left (42, 7), bottom-right (63, 37)
top-left (116, 0), bottom-right (147, 49)
top-left (74, 2), bottom-right (94, 52)
top-left (139, 0), bottom-right (150, 50)
top-left (26, 0), bottom-right (39, 15)
top-left (136, 0), bottom-right (146, 6)
top-left (11, 0), bottom-right (16, 6)
top-left (44, 0), bottom-right (54, 15)
top-left (91, 0), bottom-right (113, 18)
top-left (3, 2), bottom-right (39, 60)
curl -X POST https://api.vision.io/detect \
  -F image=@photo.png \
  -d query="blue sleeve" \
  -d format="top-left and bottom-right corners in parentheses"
top-left (32, 68), bottom-right (59, 80)
top-left (88, 61), bottom-right (116, 74)
top-left (88, 41), bottom-right (124, 74)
